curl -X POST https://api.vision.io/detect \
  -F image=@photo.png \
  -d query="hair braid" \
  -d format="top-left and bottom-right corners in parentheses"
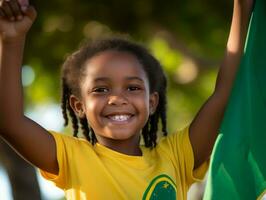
top-left (159, 76), bottom-right (168, 136)
top-left (90, 128), bottom-right (97, 144)
top-left (61, 80), bottom-right (69, 127)
top-left (66, 102), bottom-right (79, 137)
top-left (160, 94), bottom-right (168, 136)
top-left (79, 118), bottom-right (91, 141)
top-left (61, 79), bottom-right (80, 137)
top-left (142, 119), bottom-right (150, 147)
top-left (149, 113), bottom-right (159, 148)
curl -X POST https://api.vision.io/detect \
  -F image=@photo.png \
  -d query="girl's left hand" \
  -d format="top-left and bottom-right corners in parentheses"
top-left (246, 0), bottom-right (254, 12)
top-left (238, 0), bottom-right (254, 14)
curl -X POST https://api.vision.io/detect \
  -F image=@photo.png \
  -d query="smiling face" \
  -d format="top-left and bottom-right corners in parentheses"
top-left (70, 50), bottom-right (158, 151)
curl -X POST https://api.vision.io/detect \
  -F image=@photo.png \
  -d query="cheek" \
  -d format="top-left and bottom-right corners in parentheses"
top-left (138, 101), bottom-right (150, 129)
top-left (133, 94), bottom-right (150, 117)
top-left (84, 97), bottom-right (104, 121)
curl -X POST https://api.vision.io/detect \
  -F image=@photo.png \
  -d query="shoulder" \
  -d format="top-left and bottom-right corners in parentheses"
top-left (48, 130), bottom-right (93, 153)
top-left (49, 130), bottom-right (90, 143)
top-left (153, 126), bottom-right (190, 165)
top-left (157, 126), bottom-right (209, 185)
top-left (40, 131), bottom-right (94, 188)
top-left (158, 126), bottom-right (190, 151)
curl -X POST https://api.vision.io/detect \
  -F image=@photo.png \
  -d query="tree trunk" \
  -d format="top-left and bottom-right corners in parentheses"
top-left (0, 139), bottom-right (42, 200)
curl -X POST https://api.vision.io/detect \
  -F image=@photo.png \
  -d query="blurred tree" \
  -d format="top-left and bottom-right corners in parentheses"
top-left (1, 0), bottom-right (234, 199)
top-left (0, 140), bottom-right (41, 200)
top-left (23, 0), bottom-right (232, 128)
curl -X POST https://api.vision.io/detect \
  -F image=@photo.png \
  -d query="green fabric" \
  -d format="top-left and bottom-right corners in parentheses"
top-left (204, 0), bottom-right (266, 199)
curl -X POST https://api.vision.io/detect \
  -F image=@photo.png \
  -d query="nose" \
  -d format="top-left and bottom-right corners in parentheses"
top-left (108, 93), bottom-right (128, 106)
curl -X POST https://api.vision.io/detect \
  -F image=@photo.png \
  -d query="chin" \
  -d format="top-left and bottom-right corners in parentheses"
top-left (104, 129), bottom-right (139, 141)
top-left (109, 133), bottom-right (136, 140)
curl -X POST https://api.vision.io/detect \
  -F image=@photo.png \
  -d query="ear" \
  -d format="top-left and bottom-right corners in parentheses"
top-left (149, 92), bottom-right (159, 115)
top-left (69, 95), bottom-right (85, 118)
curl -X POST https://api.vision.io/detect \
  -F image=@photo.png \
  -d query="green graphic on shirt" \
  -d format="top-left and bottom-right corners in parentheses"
top-left (142, 174), bottom-right (176, 200)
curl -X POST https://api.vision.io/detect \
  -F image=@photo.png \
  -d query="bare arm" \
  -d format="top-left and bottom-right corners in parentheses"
top-left (0, 0), bottom-right (58, 174)
top-left (189, 0), bottom-right (254, 169)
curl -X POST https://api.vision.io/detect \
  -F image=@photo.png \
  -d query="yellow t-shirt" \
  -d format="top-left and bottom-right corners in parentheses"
top-left (40, 127), bottom-right (208, 199)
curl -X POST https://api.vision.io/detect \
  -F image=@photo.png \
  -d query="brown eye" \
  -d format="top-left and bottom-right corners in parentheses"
top-left (127, 86), bottom-right (141, 91)
top-left (93, 87), bottom-right (109, 93)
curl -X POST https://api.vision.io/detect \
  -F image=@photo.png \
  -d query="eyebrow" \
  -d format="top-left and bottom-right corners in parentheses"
top-left (93, 76), bottom-right (144, 83)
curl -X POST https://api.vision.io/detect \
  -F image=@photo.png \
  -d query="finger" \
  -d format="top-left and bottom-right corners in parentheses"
top-left (1, 1), bottom-right (14, 20)
top-left (18, 0), bottom-right (29, 12)
top-left (7, 0), bottom-right (23, 20)
top-left (18, 0), bottom-right (29, 13)
top-left (17, 0), bottom-right (29, 7)
top-left (23, 6), bottom-right (37, 21)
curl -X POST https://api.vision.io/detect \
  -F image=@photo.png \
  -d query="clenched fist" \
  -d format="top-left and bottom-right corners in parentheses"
top-left (0, 0), bottom-right (36, 41)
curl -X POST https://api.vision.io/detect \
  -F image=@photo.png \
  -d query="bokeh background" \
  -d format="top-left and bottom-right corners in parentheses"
top-left (0, 0), bottom-right (234, 199)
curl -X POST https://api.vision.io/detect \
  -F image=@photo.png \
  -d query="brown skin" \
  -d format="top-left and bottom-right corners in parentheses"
top-left (0, 0), bottom-right (253, 176)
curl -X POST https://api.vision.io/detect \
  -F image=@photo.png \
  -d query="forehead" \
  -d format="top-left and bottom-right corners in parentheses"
top-left (83, 50), bottom-right (148, 82)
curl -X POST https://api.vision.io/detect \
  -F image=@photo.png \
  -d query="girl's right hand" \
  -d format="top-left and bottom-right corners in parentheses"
top-left (0, 0), bottom-right (36, 42)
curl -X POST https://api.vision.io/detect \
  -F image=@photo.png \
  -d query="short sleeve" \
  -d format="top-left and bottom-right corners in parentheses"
top-left (39, 131), bottom-right (73, 188)
top-left (159, 127), bottom-right (209, 187)
top-left (181, 127), bottom-right (209, 184)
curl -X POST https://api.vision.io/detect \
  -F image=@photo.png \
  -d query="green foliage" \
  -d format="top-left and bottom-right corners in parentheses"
top-left (149, 37), bottom-right (183, 74)
top-left (24, 0), bottom-right (231, 132)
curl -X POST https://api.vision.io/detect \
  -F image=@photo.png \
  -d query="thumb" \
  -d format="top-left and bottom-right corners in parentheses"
top-left (18, 0), bottom-right (29, 7)
top-left (23, 6), bottom-right (37, 22)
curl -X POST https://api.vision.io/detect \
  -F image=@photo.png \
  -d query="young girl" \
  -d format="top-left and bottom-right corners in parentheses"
top-left (0, 0), bottom-right (253, 199)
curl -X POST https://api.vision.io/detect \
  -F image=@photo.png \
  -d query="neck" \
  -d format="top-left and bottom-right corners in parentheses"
top-left (96, 136), bottom-right (142, 156)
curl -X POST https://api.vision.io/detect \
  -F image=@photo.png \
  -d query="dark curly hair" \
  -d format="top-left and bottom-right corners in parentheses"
top-left (61, 37), bottom-right (168, 148)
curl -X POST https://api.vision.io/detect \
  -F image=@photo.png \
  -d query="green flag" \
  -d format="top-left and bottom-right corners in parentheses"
top-left (204, 0), bottom-right (266, 199)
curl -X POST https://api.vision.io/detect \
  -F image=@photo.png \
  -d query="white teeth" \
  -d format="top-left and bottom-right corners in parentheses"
top-left (109, 115), bottom-right (131, 121)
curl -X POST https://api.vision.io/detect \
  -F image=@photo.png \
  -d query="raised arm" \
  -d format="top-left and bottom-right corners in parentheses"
top-left (189, 0), bottom-right (254, 169)
top-left (0, 0), bottom-right (58, 174)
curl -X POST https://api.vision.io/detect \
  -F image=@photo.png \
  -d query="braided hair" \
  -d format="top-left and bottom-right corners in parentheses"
top-left (61, 37), bottom-right (168, 148)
